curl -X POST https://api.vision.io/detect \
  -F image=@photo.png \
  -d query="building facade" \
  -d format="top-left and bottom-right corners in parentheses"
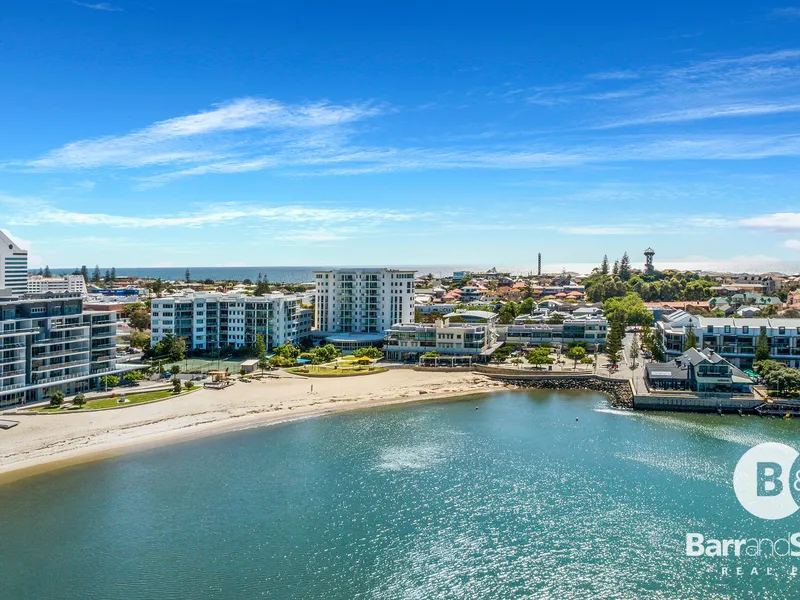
top-left (645, 347), bottom-right (754, 395)
top-left (150, 292), bottom-right (312, 351)
top-left (27, 274), bottom-right (88, 295)
top-left (314, 268), bottom-right (415, 336)
top-left (658, 312), bottom-right (800, 368)
top-left (499, 317), bottom-right (608, 347)
top-left (0, 230), bottom-right (28, 295)
top-left (0, 291), bottom-right (132, 407)
top-left (383, 319), bottom-right (499, 362)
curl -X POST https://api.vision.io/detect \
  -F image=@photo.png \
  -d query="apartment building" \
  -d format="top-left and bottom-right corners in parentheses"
top-left (658, 311), bottom-right (800, 368)
top-left (383, 318), bottom-right (500, 362)
top-left (499, 317), bottom-right (608, 348)
top-left (0, 230), bottom-right (28, 295)
top-left (27, 274), bottom-right (88, 295)
top-left (0, 291), bottom-right (132, 407)
top-left (314, 268), bottom-right (415, 336)
top-left (150, 292), bottom-right (312, 351)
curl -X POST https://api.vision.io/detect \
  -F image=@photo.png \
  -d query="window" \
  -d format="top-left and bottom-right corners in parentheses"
top-left (779, 326), bottom-right (786, 335)
top-left (742, 326), bottom-right (749, 334)
top-left (724, 325), bottom-right (730, 333)
top-left (707, 325), bottom-right (713, 333)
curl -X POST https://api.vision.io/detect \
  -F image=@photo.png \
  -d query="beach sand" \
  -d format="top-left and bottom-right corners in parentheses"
top-left (0, 370), bottom-right (507, 483)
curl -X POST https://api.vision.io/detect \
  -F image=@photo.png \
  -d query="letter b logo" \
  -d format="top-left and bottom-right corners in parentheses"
top-left (734, 443), bottom-right (800, 520)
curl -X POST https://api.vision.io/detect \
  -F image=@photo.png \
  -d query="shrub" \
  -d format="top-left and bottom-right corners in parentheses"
top-left (172, 378), bottom-right (182, 394)
top-left (184, 381), bottom-right (195, 391)
top-left (73, 392), bottom-right (87, 407)
top-left (100, 375), bottom-right (119, 388)
top-left (49, 390), bottom-right (65, 407)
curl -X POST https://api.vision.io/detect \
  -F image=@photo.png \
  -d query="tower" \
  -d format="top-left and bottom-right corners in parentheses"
top-left (0, 230), bottom-right (28, 295)
top-left (537, 253), bottom-right (542, 277)
top-left (644, 248), bottom-right (655, 275)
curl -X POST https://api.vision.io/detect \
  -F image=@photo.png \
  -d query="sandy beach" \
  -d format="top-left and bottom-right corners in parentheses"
top-left (0, 370), bottom-right (508, 483)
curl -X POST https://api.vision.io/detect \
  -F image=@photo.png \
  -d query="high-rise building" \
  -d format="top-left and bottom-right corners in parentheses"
top-left (314, 268), bottom-right (416, 352)
top-left (314, 268), bottom-right (415, 334)
top-left (0, 290), bottom-right (132, 408)
top-left (27, 274), bottom-right (88, 296)
top-left (150, 292), bottom-right (312, 351)
top-left (0, 230), bottom-right (29, 295)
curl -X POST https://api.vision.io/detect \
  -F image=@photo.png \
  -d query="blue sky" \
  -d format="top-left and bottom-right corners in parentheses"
top-left (3, 1), bottom-right (800, 271)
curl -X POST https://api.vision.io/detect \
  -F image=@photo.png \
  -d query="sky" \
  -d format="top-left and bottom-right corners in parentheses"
top-left (3, 1), bottom-right (800, 272)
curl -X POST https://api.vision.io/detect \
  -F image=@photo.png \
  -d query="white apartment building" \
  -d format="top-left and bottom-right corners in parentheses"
top-left (150, 292), bottom-right (312, 351)
top-left (657, 311), bottom-right (800, 368)
top-left (0, 291), bottom-right (135, 407)
top-left (27, 274), bottom-right (88, 296)
top-left (383, 318), bottom-right (500, 362)
top-left (499, 316), bottom-right (608, 348)
top-left (0, 230), bottom-right (28, 295)
top-left (315, 268), bottom-right (415, 336)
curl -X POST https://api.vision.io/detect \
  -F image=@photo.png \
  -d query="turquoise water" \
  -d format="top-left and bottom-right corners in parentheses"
top-left (0, 390), bottom-right (799, 599)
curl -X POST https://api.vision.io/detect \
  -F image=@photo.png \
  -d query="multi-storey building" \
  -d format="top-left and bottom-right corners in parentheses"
top-left (27, 274), bottom-right (88, 295)
top-left (0, 230), bottom-right (28, 295)
top-left (658, 312), bottom-right (800, 368)
top-left (0, 291), bottom-right (132, 407)
top-left (499, 317), bottom-right (608, 348)
top-left (383, 318), bottom-right (499, 362)
top-left (314, 268), bottom-right (415, 335)
top-left (150, 292), bottom-right (312, 351)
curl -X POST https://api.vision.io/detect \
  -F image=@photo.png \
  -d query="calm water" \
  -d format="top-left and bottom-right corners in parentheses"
top-left (42, 260), bottom-right (800, 282)
top-left (1, 391), bottom-right (799, 599)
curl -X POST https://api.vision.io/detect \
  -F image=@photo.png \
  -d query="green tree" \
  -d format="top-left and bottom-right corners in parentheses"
top-left (640, 322), bottom-right (653, 355)
top-left (600, 255), bottom-right (609, 275)
top-left (100, 375), bottom-right (119, 387)
top-left (546, 313), bottom-right (565, 325)
top-left (185, 268), bottom-right (191, 283)
top-left (497, 302), bottom-right (518, 324)
top-left (73, 392), bottom-right (86, 408)
top-left (49, 390), bottom-right (65, 407)
top-left (128, 307), bottom-right (151, 331)
top-left (518, 297), bottom-right (535, 315)
top-left (147, 278), bottom-right (165, 298)
top-left (526, 347), bottom-right (554, 369)
top-left (605, 316), bottom-right (625, 365)
top-left (129, 330), bottom-right (151, 350)
top-left (255, 334), bottom-right (268, 374)
top-left (80, 265), bottom-right (89, 283)
top-left (755, 329), bottom-right (771, 363)
top-left (170, 364), bottom-right (181, 375)
top-left (629, 335), bottom-right (640, 366)
top-left (580, 356), bottom-right (595, 368)
top-left (43, 265), bottom-right (52, 278)
top-left (566, 345), bottom-right (586, 370)
top-left (184, 380), bottom-right (195, 391)
top-left (110, 267), bottom-right (116, 282)
top-left (651, 330), bottom-right (666, 362)
top-left (353, 347), bottom-right (383, 359)
top-left (92, 265), bottom-right (102, 285)
top-left (618, 252), bottom-right (631, 281)
top-left (683, 324), bottom-right (698, 351)
top-left (172, 378), bottom-right (182, 394)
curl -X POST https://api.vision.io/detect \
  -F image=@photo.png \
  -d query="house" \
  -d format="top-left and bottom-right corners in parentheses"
top-left (645, 348), bottom-right (754, 395)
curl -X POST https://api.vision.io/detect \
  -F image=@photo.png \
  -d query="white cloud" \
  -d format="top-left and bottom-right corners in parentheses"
top-left (0, 194), bottom-right (424, 229)
top-left (740, 212), bottom-right (800, 232)
top-left (783, 239), bottom-right (800, 250)
top-left (597, 101), bottom-right (800, 128)
top-left (72, 2), bottom-right (122, 11)
top-left (771, 7), bottom-right (800, 18)
top-left (23, 98), bottom-right (381, 170)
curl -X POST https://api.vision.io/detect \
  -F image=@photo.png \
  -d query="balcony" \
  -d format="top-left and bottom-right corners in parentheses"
top-left (0, 369), bottom-right (26, 378)
top-left (0, 328), bottom-right (38, 337)
top-left (0, 342), bottom-right (26, 350)
top-left (35, 371), bottom-right (91, 385)
top-left (50, 323), bottom-right (90, 332)
top-left (0, 382), bottom-right (26, 392)
top-left (0, 354), bottom-right (25, 366)
top-left (33, 336), bottom-right (90, 347)
top-left (33, 359), bottom-right (90, 372)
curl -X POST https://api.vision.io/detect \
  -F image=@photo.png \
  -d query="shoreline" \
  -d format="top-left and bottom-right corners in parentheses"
top-left (0, 370), bottom-right (510, 485)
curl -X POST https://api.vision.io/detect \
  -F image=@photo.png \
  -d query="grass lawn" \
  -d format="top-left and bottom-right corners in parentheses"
top-left (34, 388), bottom-right (196, 412)
top-left (287, 365), bottom-right (387, 377)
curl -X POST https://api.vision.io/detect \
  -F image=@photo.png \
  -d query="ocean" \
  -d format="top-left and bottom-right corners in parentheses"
top-left (0, 390), bottom-right (797, 599)
top-left (41, 260), bottom-right (800, 282)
